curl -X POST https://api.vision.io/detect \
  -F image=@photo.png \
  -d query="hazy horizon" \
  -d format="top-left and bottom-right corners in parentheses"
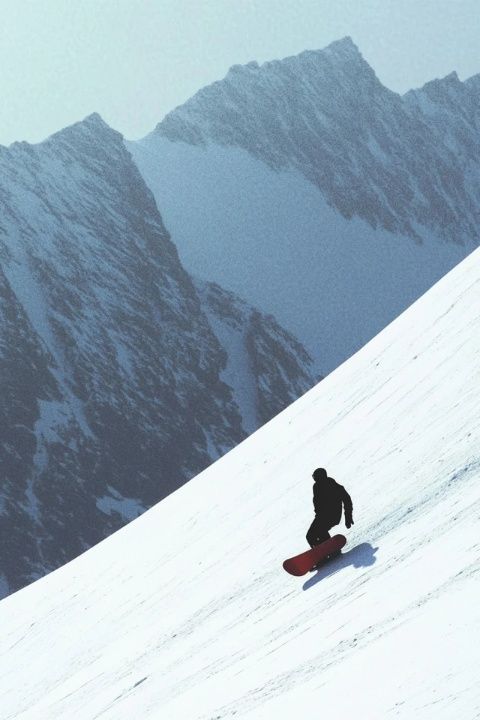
top-left (1, 0), bottom-right (479, 146)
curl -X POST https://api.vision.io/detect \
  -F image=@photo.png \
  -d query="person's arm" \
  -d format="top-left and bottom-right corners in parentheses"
top-left (341, 487), bottom-right (354, 528)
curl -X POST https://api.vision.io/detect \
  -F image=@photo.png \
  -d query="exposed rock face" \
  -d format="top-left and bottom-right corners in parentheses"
top-left (0, 115), bottom-right (316, 597)
top-left (404, 70), bottom-right (480, 195)
top-left (153, 37), bottom-right (480, 245)
top-left (197, 280), bottom-right (317, 432)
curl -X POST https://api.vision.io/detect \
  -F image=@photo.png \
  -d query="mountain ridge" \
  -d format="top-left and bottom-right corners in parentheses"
top-left (130, 37), bottom-right (479, 374)
top-left (0, 114), bottom-right (316, 598)
top-left (149, 37), bottom-right (480, 246)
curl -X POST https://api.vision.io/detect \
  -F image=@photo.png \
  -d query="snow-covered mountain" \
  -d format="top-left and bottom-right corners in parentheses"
top-left (0, 115), bottom-right (315, 598)
top-left (196, 279), bottom-right (314, 433)
top-left (130, 37), bottom-right (479, 372)
top-left (2, 240), bottom-right (479, 720)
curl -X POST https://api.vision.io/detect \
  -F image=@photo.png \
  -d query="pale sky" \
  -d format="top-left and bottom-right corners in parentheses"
top-left (1, 0), bottom-right (479, 146)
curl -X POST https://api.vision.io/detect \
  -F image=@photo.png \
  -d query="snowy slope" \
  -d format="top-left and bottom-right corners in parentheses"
top-left (1, 245), bottom-right (479, 718)
top-left (130, 37), bottom-right (480, 372)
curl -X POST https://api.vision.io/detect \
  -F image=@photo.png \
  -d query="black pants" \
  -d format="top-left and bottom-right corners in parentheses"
top-left (306, 516), bottom-right (332, 548)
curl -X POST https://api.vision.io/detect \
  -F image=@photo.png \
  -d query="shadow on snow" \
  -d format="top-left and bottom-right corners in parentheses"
top-left (302, 542), bottom-right (378, 591)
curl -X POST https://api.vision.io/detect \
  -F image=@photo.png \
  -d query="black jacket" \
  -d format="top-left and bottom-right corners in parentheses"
top-left (313, 476), bottom-right (353, 527)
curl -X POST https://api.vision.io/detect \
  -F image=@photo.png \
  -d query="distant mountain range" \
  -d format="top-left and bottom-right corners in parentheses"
top-left (131, 37), bottom-right (479, 371)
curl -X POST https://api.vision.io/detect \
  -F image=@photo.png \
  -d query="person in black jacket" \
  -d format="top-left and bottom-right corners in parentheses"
top-left (306, 467), bottom-right (353, 547)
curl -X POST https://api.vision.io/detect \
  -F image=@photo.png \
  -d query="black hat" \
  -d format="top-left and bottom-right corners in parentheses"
top-left (312, 468), bottom-right (327, 482)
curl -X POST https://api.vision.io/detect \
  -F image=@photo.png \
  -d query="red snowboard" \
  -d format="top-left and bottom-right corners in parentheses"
top-left (283, 534), bottom-right (347, 576)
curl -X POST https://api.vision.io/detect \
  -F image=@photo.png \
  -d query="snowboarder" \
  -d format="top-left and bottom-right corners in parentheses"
top-left (306, 467), bottom-right (353, 548)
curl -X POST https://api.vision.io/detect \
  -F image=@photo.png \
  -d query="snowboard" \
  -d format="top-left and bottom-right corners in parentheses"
top-left (283, 534), bottom-right (347, 576)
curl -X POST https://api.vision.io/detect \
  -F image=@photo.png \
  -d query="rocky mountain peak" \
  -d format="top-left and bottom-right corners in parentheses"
top-left (317, 35), bottom-right (364, 62)
top-left (152, 37), bottom-right (387, 146)
top-left (224, 36), bottom-right (367, 82)
top-left (146, 39), bottom-right (480, 246)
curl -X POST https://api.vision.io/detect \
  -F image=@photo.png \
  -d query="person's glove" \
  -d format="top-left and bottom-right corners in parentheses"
top-left (346, 518), bottom-right (354, 529)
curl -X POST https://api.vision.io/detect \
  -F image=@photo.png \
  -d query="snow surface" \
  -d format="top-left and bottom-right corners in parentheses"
top-left (1, 248), bottom-right (479, 719)
top-left (130, 136), bottom-right (471, 374)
